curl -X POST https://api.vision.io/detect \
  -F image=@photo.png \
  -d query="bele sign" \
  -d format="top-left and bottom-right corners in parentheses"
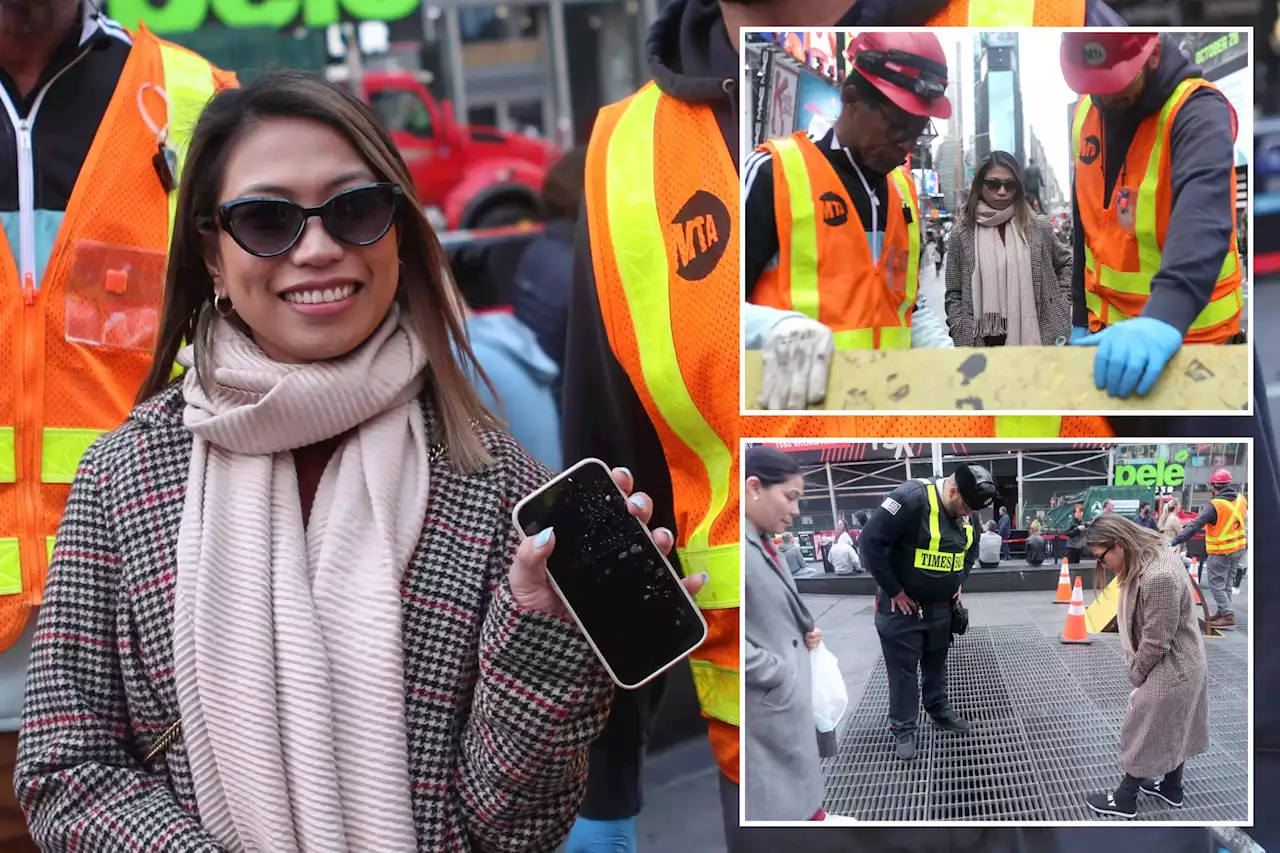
top-left (108, 0), bottom-right (419, 34)
top-left (1113, 449), bottom-right (1190, 488)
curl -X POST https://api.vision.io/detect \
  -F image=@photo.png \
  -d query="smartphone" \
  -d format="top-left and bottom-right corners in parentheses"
top-left (512, 458), bottom-right (708, 690)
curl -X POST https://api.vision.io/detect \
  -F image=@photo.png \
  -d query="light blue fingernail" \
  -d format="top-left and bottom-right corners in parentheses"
top-left (618, 467), bottom-right (632, 479)
top-left (628, 494), bottom-right (648, 511)
top-left (535, 528), bottom-right (554, 547)
top-left (699, 573), bottom-right (710, 584)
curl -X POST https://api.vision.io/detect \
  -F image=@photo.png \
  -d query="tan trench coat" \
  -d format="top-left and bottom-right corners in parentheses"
top-left (1117, 549), bottom-right (1210, 777)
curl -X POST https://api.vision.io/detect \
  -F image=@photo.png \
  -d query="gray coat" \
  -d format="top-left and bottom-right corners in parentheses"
top-left (1117, 549), bottom-right (1210, 777)
top-left (944, 214), bottom-right (1073, 348)
top-left (743, 524), bottom-right (824, 820)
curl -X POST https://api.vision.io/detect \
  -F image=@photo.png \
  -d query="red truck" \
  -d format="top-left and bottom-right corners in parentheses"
top-left (334, 69), bottom-right (561, 231)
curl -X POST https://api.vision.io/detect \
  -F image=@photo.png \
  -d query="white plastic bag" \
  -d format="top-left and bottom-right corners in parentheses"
top-left (810, 642), bottom-right (848, 733)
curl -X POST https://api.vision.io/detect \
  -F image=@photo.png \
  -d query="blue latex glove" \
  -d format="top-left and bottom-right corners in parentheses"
top-left (564, 816), bottom-right (638, 853)
top-left (1071, 317), bottom-right (1183, 398)
top-left (1070, 326), bottom-right (1091, 344)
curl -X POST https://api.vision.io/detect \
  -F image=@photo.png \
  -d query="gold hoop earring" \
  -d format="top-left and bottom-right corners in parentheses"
top-left (213, 293), bottom-right (234, 317)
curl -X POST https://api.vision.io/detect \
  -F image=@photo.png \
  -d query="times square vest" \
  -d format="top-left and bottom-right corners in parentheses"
top-left (907, 479), bottom-right (974, 602)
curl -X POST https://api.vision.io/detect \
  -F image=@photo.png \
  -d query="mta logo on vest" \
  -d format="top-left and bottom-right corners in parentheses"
top-left (1079, 134), bottom-right (1101, 166)
top-left (820, 191), bottom-right (849, 226)
top-left (669, 190), bottom-right (731, 281)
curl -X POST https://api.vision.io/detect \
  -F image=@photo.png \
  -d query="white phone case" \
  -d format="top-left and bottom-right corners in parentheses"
top-left (510, 457), bottom-right (708, 690)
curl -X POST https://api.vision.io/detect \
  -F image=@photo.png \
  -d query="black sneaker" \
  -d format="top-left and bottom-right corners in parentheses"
top-left (895, 734), bottom-right (916, 761)
top-left (1086, 790), bottom-right (1137, 818)
top-left (1139, 779), bottom-right (1185, 807)
top-left (933, 715), bottom-right (972, 733)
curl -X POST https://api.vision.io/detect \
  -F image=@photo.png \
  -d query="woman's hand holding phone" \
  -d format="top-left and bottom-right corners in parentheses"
top-left (510, 466), bottom-right (707, 617)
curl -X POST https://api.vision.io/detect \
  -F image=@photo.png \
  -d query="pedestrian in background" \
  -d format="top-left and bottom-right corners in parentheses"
top-left (778, 532), bottom-right (807, 576)
top-left (979, 521), bottom-right (1003, 568)
top-left (1137, 502), bottom-right (1159, 530)
top-left (944, 151), bottom-right (1073, 348)
top-left (830, 535), bottom-right (860, 575)
top-left (997, 505), bottom-right (1013, 560)
top-left (1169, 469), bottom-right (1247, 630)
top-left (1025, 520), bottom-right (1047, 566)
top-left (1085, 515), bottom-right (1209, 818)
top-left (14, 72), bottom-right (667, 851)
top-left (1065, 504), bottom-right (1088, 564)
top-left (742, 447), bottom-right (825, 823)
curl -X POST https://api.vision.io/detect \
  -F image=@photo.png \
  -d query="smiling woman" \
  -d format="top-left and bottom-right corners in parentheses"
top-left (11, 71), bottom-right (665, 853)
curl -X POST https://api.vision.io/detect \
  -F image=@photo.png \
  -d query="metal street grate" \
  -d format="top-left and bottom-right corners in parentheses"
top-left (821, 625), bottom-right (1248, 821)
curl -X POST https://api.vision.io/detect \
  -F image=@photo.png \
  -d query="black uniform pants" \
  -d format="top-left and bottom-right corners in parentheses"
top-left (874, 591), bottom-right (953, 736)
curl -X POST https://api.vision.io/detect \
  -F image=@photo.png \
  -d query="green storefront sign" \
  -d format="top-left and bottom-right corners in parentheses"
top-left (108, 0), bottom-right (419, 34)
top-left (1113, 449), bottom-right (1189, 488)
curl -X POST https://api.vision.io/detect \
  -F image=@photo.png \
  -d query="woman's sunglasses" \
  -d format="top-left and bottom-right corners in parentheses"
top-left (214, 182), bottom-right (403, 258)
top-left (983, 178), bottom-right (1021, 193)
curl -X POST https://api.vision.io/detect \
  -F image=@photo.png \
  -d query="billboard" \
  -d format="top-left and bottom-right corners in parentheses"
top-left (109, 0), bottom-right (419, 33)
top-left (795, 68), bottom-right (843, 135)
top-left (767, 60), bottom-right (801, 140)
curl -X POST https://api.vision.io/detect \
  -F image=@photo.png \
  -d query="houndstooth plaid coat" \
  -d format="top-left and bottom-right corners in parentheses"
top-left (1117, 549), bottom-right (1210, 778)
top-left (15, 383), bottom-right (612, 852)
top-left (943, 215), bottom-right (1074, 348)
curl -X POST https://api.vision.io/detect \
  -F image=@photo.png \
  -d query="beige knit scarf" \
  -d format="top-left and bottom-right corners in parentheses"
top-left (971, 201), bottom-right (1040, 346)
top-left (171, 304), bottom-right (429, 853)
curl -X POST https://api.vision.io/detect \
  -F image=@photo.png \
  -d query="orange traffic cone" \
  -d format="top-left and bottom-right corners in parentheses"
top-left (1054, 557), bottom-right (1072, 603)
top-left (1060, 577), bottom-right (1092, 644)
top-left (1188, 557), bottom-right (1202, 604)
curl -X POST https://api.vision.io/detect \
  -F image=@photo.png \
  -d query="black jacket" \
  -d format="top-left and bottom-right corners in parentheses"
top-left (564, 2), bottom-right (1276, 847)
top-left (858, 479), bottom-right (978, 603)
top-left (1070, 34), bottom-right (1238, 335)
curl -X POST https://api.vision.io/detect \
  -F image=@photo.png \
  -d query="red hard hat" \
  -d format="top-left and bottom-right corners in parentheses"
top-left (1210, 468), bottom-right (1232, 485)
top-left (845, 31), bottom-right (953, 120)
top-left (1060, 32), bottom-right (1161, 96)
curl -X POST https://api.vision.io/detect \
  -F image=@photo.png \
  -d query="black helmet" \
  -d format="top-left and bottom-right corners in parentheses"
top-left (954, 464), bottom-right (998, 510)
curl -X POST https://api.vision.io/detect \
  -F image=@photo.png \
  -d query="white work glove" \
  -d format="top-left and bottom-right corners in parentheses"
top-left (757, 316), bottom-right (834, 410)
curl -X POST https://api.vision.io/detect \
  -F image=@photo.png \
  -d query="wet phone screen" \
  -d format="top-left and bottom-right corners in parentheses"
top-left (514, 459), bottom-right (706, 688)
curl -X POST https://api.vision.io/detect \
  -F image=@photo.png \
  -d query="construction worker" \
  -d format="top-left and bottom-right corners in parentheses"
top-left (1170, 468), bottom-right (1247, 630)
top-left (561, 0), bottom-right (1275, 851)
top-left (1065, 32), bottom-right (1243, 399)
top-left (859, 465), bottom-right (992, 761)
top-left (0, 2), bottom-right (233, 848)
top-left (744, 31), bottom-right (954, 353)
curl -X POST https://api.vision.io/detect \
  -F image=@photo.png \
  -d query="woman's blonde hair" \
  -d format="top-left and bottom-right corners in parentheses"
top-left (1029, 520), bottom-right (1041, 534)
top-left (1085, 512), bottom-right (1167, 587)
top-left (138, 71), bottom-right (497, 472)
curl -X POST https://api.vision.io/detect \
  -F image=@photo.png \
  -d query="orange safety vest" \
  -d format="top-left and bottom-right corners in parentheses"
top-left (924, 0), bottom-right (1086, 24)
top-left (585, 82), bottom-right (1110, 782)
top-left (0, 27), bottom-right (234, 652)
top-left (1205, 494), bottom-right (1247, 555)
top-left (752, 132), bottom-right (918, 350)
top-left (1072, 78), bottom-right (1242, 343)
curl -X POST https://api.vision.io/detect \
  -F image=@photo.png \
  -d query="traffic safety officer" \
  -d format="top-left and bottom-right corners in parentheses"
top-left (859, 464), bottom-right (994, 760)
top-left (1064, 31), bottom-right (1243, 398)
top-left (0, 2), bottom-right (233, 848)
top-left (744, 31), bottom-right (955, 356)
top-left (1170, 468), bottom-right (1247, 630)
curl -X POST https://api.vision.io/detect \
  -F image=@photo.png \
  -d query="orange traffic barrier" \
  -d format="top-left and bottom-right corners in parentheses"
top-left (1054, 557), bottom-right (1073, 603)
top-left (1060, 577), bottom-right (1093, 644)
top-left (1189, 556), bottom-right (1202, 604)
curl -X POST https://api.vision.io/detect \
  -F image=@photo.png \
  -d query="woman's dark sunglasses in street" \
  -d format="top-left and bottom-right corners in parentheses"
top-left (983, 178), bottom-right (1021, 194)
top-left (215, 182), bottom-right (403, 258)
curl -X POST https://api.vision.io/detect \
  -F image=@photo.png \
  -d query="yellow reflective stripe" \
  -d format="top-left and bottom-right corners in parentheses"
top-left (771, 137), bottom-right (821, 321)
top-left (606, 85), bottom-right (731, 559)
top-left (1071, 97), bottom-right (1091, 164)
top-left (922, 480), bottom-right (941, 551)
top-left (46, 537), bottom-right (55, 563)
top-left (968, 0), bottom-right (1036, 25)
top-left (1209, 498), bottom-right (1247, 551)
top-left (1087, 284), bottom-right (1240, 331)
top-left (888, 167), bottom-right (920, 324)
top-left (677, 543), bottom-right (739, 610)
top-left (1133, 80), bottom-right (1196, 278)
top-left (832, 326), bottom-right (911, 350)
top-left (994, 416), bottom-right (1063, 438)
top-left (964, 521), bottom-right (974, 551)
top-left (0, 427), bottom-right (14, 484)
top-left (40, 428), bottom-right (103, 484)
top-left (157, 42), bottom-right (218, 245)
top-left (689, 658), bottom-right (740, 727)
top-left (0, 539), bottom-right (20, 596)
